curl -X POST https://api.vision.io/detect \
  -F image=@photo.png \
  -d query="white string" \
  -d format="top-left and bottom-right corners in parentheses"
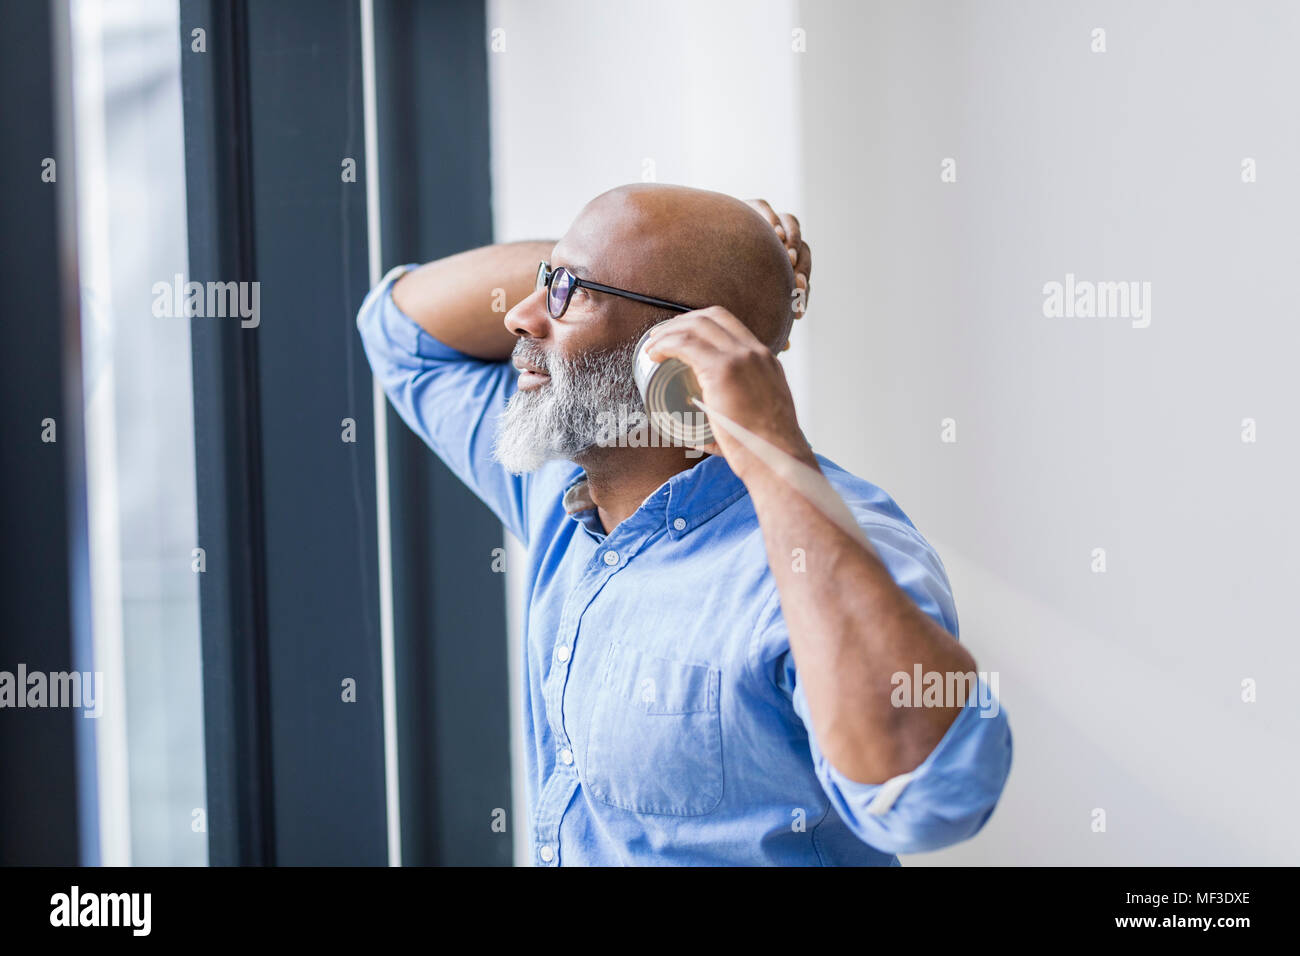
top-left (690, 397), bottom-right (877, 555)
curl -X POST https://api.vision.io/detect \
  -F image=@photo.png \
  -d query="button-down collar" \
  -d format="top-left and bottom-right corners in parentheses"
top-left (560, 453), bottom-right (750, 541)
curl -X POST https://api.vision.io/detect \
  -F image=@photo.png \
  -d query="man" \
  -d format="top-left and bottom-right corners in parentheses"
top-left (357, 184), bottom-right (1012, 866)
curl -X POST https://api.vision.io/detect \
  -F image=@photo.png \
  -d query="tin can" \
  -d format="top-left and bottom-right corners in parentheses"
top-left (633, 322), bottom-right (714, 447)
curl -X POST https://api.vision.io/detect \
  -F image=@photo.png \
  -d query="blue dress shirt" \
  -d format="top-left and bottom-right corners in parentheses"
top-left (358, 264), bottom-right (1013, 866)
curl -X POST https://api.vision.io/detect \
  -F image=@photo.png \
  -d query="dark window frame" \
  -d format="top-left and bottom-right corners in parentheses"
top-left (180, 0), bottom-right (508, 866)
top-left (180, 0), bottom-right (387, 866)
top-left (0, 0), bottom-right (97, 867)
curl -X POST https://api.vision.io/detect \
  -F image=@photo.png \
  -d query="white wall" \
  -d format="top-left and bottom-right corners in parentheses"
top-left (797, 0), bottom-right (1300, 864)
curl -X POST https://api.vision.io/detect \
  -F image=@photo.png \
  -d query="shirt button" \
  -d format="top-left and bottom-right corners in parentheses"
top-left (603, 550), bottom-right (619, 566)
top-left (559, 748), bottom-right (573, 765)
top-left (540, 845), bottom-right (555, 863)
top-left (555, 645), bottom-right (571, 663)
top-left (673, 517), bottom-right (687, 531)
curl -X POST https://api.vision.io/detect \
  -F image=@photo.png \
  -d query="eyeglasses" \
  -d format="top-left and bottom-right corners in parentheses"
top-left (535, 261), bottom-right (694, 320)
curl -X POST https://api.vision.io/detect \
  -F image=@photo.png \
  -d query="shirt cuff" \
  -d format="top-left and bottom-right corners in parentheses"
top-left (803, 673), bottom-right (1013, 855)
top-left (357, 262), bottom-right (477, 364)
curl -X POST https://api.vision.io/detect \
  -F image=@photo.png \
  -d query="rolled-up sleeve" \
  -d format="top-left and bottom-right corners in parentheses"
top-left (792, 667), bottom-right (1012, 855)
top-left (356, 264), bottom-right (530, 543)
top-left (750, 518), bottom-right (1013, 855)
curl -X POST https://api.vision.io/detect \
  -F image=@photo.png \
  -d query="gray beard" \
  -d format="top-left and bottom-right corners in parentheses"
top-left (492, 337), bottom-right (646, 474)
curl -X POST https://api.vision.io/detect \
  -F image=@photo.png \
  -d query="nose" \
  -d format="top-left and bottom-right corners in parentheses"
top-left (505, 288), bottom-right (551, 339)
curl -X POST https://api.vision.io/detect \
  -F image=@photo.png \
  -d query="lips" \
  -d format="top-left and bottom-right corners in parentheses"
top-left (513, 356), bottom-right (551, 390)
top-left (513, 358), bottom-right (547, 376)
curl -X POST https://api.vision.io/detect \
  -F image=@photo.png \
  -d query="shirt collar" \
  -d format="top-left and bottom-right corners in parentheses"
top-left (561, 453), bottom-right (749, 540)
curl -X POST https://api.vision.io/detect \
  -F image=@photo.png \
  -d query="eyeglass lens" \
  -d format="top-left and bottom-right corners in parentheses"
top-left (547, 266), bottom-right (573, 318)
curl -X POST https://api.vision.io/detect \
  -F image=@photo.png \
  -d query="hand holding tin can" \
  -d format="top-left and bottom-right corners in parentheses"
top-left (636, 307), bottom-right (817, 485)
top-left (633, 320), bottom-right (714, 448)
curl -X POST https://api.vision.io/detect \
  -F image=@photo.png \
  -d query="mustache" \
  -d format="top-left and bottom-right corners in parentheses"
top-left (512, 339), bottom-right (550, 375)
top-left (510, 337), bottom-right (641, 378)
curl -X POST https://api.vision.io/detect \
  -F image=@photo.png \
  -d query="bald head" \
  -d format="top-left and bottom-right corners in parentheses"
top-left (556, 184), bottom-right (797, 350)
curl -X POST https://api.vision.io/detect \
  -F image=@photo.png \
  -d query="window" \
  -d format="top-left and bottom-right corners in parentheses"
top-left (71, 0), bottom-right (206, 866)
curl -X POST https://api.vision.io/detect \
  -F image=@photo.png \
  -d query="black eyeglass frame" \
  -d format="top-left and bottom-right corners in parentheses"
top-left (535, 260), bottom-right (695, 319)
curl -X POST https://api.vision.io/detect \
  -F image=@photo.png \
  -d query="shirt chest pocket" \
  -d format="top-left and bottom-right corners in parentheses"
top-left (583, 641), bottom-right (724, 816)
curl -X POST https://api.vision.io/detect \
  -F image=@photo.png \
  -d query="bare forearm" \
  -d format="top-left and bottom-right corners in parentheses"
top-left (391, 239), bottom-right (554, 360)
top-left (745, 464), bottom-right (977, 784)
